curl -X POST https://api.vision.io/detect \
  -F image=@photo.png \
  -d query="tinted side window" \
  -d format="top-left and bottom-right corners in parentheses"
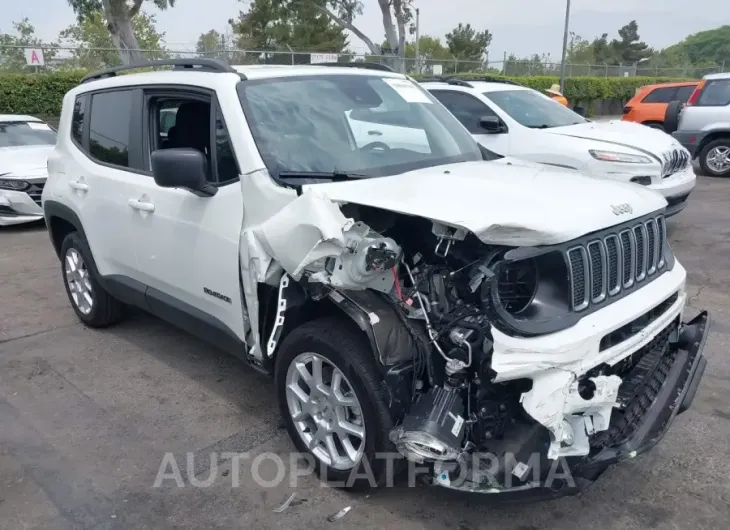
top-left (697, 80), bottom-right (730, 106)
top-left (214, 103), bottom-right (239, 183)
top-left (71, 95), bottom-right (86, 145)
top-left (89, 90), bottom-right (132, 167)
top-left (430, 90), bottom-right (496, 133)
top-left (675, 85), bottom-right (696, 102)
top-left (641, 87), bottom-right (678, 103)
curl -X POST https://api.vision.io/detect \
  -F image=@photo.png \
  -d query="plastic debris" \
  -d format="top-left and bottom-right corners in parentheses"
top-left (273, 492), bottom-right (297, 513)
top-left (327, 506), bottom-right (352, 522)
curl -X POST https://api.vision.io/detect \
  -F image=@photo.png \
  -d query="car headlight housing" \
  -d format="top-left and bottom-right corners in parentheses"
top-left (0, 179), bottom-right (30, 191)
top-left (483, 250), bottom-right (580, 337)
top-left (589, 150), bottom-right (652, 164)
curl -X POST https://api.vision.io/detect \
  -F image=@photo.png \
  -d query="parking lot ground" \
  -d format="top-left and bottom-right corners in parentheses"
top-left (1, 177), bottom-right (730, 529)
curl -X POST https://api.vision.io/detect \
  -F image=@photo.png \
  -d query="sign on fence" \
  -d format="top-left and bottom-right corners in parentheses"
top-left (310, 53), bottom-right (339, 64)
top-left (24, 48), bottom-right (45, 66)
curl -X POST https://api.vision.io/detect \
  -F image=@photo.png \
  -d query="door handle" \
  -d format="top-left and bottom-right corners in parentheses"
top-left (128, 198), bottom-right (155, 213)
top-left (367, 130), bottom-right (382, 136)
top-left (69, 180), bottom-right (88, 191)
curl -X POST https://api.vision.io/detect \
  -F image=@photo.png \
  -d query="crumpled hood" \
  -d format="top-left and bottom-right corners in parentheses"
top-left (0, 145), bottom-right (53, 177)
top-left (546, 120), bottom-right (682, 159)
top-left (303, 158), bottom-right (667, 246)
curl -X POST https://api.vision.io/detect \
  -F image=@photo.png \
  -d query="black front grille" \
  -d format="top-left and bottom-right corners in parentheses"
top-left (590, 319), bottom-right (678, 449)
top-left (26, 181), bottom-right (45, 207)
top-left (567, 214), bottom-right (667, 312)
top-left (661, 148), bottom-right (690, 178)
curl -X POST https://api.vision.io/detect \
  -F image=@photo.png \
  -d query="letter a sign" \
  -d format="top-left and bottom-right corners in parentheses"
top-left (24, 48), bottom-right (46, 66)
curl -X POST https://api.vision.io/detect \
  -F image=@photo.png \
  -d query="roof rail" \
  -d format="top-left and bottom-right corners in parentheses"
top-left (314, 62), bottom-right (395, 72)
top-left (418, 76), bottom-right (474, 88)
top-left (80, 58), bottom-right (242, 84)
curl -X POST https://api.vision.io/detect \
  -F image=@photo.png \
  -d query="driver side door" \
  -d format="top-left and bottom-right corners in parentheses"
top-left (429, 89), bottom-right (511, 156)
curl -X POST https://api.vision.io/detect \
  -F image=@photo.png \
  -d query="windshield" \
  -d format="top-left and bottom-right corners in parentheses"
top-left (237, 74), bottom-right (483, 179)
top-left (0, 121), bottom-right (57, 148)
top-left (483, 90), bottom-right (587, 129)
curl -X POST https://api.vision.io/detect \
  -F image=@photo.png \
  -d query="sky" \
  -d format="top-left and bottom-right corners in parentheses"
top-left (3, 0), bottom-right (729, 63)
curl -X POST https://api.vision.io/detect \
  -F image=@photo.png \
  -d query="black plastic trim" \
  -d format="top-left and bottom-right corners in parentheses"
top-left (314, 62), bottom-right (394, 72)
top-left (43, 200), bottom-right (87, 258)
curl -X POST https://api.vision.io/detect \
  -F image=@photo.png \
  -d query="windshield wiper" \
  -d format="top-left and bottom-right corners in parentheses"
top-left (277, 171), bottom-right (369, 181)
top-left (527, 124), bottom-right (553, 129)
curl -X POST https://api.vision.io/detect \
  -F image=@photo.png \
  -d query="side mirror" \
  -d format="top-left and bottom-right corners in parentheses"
top-left (151, 148), bottom-right (217, 197)
top-left (479, 115), bottom-right (505, 133)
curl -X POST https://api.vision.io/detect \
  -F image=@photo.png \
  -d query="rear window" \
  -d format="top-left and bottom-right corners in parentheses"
top-left (0, 121), bottom-right (56, 148)
top-left (675, 85), bottom-right (697, 102)
top-left (641, 87), bottom-right (677, 103)
top-left (697, 79), bottom-right (730, 106)
top-left (88, 90), bottom-right (133, 167)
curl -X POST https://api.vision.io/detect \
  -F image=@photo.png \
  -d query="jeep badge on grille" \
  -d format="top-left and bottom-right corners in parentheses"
top-left (611, 203), bottom-right (633, 215)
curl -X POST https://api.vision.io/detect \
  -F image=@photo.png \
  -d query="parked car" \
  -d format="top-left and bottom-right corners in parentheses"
top-left (0, 115), bottom-right (57, 226)
top-left (43, 59), bottom-right (708, 498)
top-left (668, 72), bottom-right (730, 177)
top-left (420, 77), bottom-right (696, 217)
top-left (621, 81), bottom-right (699, 131)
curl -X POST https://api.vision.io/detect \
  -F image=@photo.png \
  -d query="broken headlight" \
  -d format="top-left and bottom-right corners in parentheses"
top-left (483, 250), bottom-right (580, 337)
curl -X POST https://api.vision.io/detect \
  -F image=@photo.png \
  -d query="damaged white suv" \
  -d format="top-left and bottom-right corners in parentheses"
top-left (43, 59), bottom-right (709, 498)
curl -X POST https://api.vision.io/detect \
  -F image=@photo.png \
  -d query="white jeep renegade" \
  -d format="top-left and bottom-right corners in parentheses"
top-left (42, 59), bottom-right (708, 498)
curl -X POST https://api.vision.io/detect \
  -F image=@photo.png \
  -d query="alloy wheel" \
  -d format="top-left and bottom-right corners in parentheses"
top-left (64, 247), bottom-right (94, 315)
top-left (285, 352), bottom-right (366, 470)
top-left (706, 145), bottom-right (730, 174)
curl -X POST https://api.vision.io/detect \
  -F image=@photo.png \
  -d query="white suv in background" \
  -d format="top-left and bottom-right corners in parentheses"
top-left (42, 60), bottom-right (708, 500)
top-left (0, 115), bottom-right (57, 225)
top-left (420, 78), bottom-right (696, 217)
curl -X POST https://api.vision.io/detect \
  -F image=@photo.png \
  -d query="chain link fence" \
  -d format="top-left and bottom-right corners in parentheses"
top-left (0, 45), bottom-right (725, 78)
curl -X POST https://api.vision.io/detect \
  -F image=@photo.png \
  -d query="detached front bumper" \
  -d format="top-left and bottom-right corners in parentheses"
top-left (432, 311), bottom-right (710, 500)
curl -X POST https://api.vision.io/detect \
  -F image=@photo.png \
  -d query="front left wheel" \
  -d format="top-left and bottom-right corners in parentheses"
top-left (274, 317), bottom-right (395, 490)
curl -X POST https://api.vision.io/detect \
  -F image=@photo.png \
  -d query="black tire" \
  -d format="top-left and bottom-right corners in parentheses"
top-left (664, 100), bottom-right (683, 134)
top-left (699, 138), bottom-right (730, 177)
top-left (60, 231), bottom-right (124, 327)
top-left (275, 317), bottom-right (395, 490)
top-left (643, 121), bottom-right (666, 132)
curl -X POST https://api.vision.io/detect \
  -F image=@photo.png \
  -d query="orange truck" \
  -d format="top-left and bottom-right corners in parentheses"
top-left (621, 81), bottom-right (699, 132)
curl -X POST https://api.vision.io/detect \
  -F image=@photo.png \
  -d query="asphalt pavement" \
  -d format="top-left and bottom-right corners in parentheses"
top-left (1, 176), bottom-right (729, 529)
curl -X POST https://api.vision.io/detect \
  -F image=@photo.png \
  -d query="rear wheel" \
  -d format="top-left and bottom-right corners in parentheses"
top-left (60, 232), bottom-right (124, 327)
top-left (275, 317), bottom-right (394, 490)
top-left (699, 139), bottom-right (730, 177)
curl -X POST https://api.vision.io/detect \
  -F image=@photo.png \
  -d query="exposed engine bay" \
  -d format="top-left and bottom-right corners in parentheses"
top-left (247, 188), bottom-right (686, 492)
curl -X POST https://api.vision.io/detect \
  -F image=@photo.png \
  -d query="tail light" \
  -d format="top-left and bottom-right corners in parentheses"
top-left (623, 106), bottom-right (632, 114)
top-left (686, 81), bottom-right (705, 106)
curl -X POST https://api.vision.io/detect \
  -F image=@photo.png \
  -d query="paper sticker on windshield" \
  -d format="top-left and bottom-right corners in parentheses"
top-left (27, 122), bottom-right (51, 131)
top-left (384, 78), bottom-right (432, 104)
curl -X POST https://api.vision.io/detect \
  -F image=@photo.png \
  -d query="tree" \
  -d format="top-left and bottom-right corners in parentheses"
top-left (566, 32), bottom-right (593, 64)
top-left (445, 23), bottom-right (491, 72)
top-left (664, 25), bottom-right (730, 67)
top-left (313, 0), bottom-right (413, 72)
top-left (59, 10), bottom-right (167, 69)
top-left (610, 20), bottom-right (653, 64)
top-left (229, 0), bottom-right (349, 64)
top-left (197, 30), bottom-right (223, 54)
top-left (66, 0), bottom-right (176, 65)
top-left (0, 18), bottom-right (57, 72)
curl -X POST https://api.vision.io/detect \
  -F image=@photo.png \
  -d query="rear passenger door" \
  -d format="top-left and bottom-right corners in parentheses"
top-left (130, 88), bottom-right (247, 345)
top-left (67, 88), bottom-right (147, 282)
top-left (429, 89), bottom-right (511, 155)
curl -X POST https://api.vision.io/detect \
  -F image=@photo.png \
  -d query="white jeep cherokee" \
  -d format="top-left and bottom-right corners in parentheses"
top-left (420, 78), bottom-right (697, 217)
top-left (42, 59), bottom-right (708, 497)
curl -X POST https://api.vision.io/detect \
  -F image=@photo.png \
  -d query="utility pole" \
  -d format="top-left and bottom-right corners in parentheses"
top-left (415, 8), bottom-right (420, 74)
top-left (559, 0), bottom-right (571, 92)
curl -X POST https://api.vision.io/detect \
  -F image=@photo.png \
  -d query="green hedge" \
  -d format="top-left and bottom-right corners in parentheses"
top-left (0, 70), bottom-right (692, 116)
